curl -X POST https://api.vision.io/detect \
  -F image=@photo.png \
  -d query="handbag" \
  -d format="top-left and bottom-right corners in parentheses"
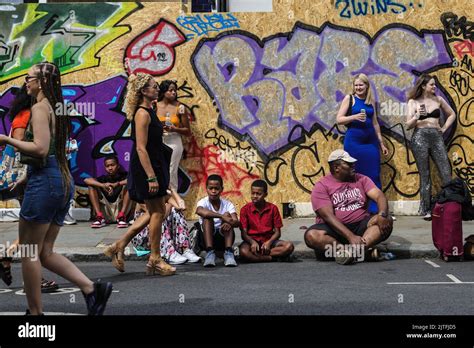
top-left (19, 111), bottom-right (53, 168)
top-left (0, 130), bottom-right (27, 200)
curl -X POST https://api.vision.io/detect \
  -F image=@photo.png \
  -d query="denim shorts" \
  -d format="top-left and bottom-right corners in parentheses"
top-left (20, 156), bottom-right (74, 226)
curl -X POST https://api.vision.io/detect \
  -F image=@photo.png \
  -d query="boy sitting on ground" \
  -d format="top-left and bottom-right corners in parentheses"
top-left (195, 174), bottom-right (240, 267)
top-left (239, 180), bottom-right (295, 262)
top-left (84, 155), bottom-right (131, 228)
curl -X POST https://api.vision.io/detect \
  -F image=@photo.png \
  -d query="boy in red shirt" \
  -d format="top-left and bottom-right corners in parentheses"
top-left (239, 180), bottom-right (295, 262)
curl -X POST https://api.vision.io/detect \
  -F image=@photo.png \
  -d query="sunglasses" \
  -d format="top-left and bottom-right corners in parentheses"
top-left (25, 75), bottom-right (38, 83)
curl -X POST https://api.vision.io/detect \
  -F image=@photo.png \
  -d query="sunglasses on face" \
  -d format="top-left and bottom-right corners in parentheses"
top-left (25, 75), bottom-right (38, 83)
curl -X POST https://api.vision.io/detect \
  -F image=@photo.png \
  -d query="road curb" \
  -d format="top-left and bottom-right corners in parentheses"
top-left (55, 248), bottom-right (441, 262)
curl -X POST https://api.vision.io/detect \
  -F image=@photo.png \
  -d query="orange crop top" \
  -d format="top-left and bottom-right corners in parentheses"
top-left (157, 105), bottom-right (181, 127)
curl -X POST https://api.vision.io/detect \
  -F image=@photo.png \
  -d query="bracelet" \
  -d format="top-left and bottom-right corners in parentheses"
top-left (146, 176), bottom-right (157, 183)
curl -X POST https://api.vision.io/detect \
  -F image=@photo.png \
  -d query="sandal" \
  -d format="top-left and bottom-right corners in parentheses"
top-left (104, 243), bottom-right (125, 273)
top-left (0, 257), bottom-right (13, 286)
top-left (41, 278), bottom-right (59, 293)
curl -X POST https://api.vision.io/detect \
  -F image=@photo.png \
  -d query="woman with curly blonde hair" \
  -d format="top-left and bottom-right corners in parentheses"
top-left (112, 73), bottom-right (175, 276)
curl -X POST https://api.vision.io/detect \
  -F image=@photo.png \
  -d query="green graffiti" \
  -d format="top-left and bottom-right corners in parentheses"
top-left (0, 2), bottom-right (141, 82)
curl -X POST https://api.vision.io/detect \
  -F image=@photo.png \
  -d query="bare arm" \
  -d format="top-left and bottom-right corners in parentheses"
top-left (366, 187), bottom-right (389, 215)
top-left (175, 105), bottom-right (192, 136)
top-left (4, 103), bottom-right (50, 157)
top-left (135, 109), bottom-right (156, 179)
top-left (336, 95), bottom-right (355, 126)
top-left (195, 206), bottom-right (224, 220)
top-left (84, 177), bottom-right (107, 189)
top-left (372, 106), bottom-right (389, 155)
top-left (438, 96), bottom-right (456, 133)
top-left (406, 99), bottom-right (419, 130)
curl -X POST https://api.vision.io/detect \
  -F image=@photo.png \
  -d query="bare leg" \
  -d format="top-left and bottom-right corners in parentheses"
top-left (362, 225), bottom-right (385, 248)
top-left (40, 223), bottom-right (94, 295)
top-left (222, 228), bottom-right (235, 249)
top-left (269, 241), bottom-right (294, 258)
top-left (116, 211), bottom-right (151, 250)
top-left (18, 219), bottom-right (49, 315)
top-left (239, 242), bottom-right (272, 263)
top-left (88, 187), bottom-right (102, 216)
top-left (119, 189), bottom-right (132, 216)
top-left (304, 229), bottom-right (340, 259)
top-left (202, 218), bottom-right (215, 250)
top-left (145, 196), bottom-right (167, 260)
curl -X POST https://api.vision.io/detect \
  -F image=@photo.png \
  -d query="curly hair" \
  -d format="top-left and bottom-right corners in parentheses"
top-left (124, 73), bottom-right (154, 121)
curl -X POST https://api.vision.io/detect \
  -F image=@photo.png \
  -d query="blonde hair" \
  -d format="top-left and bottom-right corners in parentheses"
top-left (352, 73), bottom-right (375, 106)
top-left (124, 73), bottom-right (154, 121)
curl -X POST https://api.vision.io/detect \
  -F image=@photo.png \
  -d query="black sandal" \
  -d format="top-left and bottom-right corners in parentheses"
top-left (41, 278), bottom-right (59, 293)
top-left (0, 257), bottom-right (12, 286)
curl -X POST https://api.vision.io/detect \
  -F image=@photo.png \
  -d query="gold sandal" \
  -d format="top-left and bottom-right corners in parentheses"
top-left (104, 243), bottom-right (125, 273)
top-left (145, 257), bottom-right (176, 276)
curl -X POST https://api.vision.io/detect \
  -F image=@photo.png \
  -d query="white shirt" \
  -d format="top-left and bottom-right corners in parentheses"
top-left (196, 196), bottom-right (236, 230)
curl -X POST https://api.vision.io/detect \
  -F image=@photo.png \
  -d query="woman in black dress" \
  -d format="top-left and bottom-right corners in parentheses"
top-left (123, 73), bottom-right (175, 276)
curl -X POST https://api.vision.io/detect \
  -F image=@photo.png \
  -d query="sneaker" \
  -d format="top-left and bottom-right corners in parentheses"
top-left (203, 250), bottom-right (216, 267)
top-left (83, 281), bottom-right (113, 316)
top-left (182, 249), bottom-right (201, 263)
top-left (63, 212), bottom-right (77, 225)
top-left (168, 252), bottom-right (188, 265)
top-left (91, 215), bottom-right (106, 229)
top-left (335, 249), bottom-right (355, 265)
top-left (116, 214), bottom-right (128, 228)
top-left (423, 212), bottom-right (432, 221)
top-left (224, 250), bottom-right (237, 267)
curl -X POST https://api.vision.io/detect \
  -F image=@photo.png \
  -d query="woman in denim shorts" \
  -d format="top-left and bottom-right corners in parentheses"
top-left (0, 62), bottom-right (112, 315)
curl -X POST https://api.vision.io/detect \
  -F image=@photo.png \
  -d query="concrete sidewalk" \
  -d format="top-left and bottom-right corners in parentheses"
top-left (1, 217), bottom-right (473, 261)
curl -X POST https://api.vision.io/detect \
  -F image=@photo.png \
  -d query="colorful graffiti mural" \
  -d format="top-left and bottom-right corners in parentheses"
top-left (192, 22), bottom-right (453, 157)
top-left (125, 19), bottom-right (186, 76)
top-left (0, 3), bottom-right (140, 82)
top-left (0, 1), bottom-right (472, 215)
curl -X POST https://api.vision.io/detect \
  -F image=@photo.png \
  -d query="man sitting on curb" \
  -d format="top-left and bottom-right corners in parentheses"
top-left (304, 149), bottom-right (393, 265)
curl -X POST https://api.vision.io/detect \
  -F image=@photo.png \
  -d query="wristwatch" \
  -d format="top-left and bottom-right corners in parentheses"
top-left (379, 211), bottom-right (388, 218)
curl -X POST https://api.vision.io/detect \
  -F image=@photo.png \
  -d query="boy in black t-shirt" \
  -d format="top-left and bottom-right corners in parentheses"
top-left (84, 155), bottom-right (131, 228)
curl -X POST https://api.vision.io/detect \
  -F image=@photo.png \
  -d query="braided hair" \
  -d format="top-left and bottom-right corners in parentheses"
top-left (33, 62), bottom-right (71, 200)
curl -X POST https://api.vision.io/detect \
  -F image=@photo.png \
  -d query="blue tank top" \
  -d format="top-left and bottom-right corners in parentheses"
top-left (348, 95), bottom-right (374, 129)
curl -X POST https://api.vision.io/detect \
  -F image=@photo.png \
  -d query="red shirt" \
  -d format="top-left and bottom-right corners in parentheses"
top-left (240, 202), bottom-right (283, 243)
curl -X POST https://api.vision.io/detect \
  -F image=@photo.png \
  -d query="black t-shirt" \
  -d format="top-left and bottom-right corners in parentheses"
top-left (96, 170), bottom-right (127, 203)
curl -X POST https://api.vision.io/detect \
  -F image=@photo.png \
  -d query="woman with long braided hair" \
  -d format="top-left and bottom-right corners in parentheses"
top-left (0, 62), bottom-right (113, 315)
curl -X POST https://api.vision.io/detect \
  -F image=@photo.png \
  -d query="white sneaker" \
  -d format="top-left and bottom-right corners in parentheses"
top-left (63, 212), bottom-right (77, 225)
top-left (182, 249), bottom-right (201, 263)
top-left (168, 252), bottom-right (187, 265)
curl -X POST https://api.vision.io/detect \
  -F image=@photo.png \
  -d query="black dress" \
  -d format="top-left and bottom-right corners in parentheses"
top-left (127, 106), bottom-right (171, 203)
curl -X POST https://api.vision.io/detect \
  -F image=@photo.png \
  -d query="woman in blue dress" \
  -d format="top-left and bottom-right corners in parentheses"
top-left (336, 73), bottom-right (389, 214)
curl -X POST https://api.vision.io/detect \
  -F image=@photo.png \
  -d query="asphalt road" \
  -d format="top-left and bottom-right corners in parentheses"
top-left (1, 258), bottom-right (473, 315)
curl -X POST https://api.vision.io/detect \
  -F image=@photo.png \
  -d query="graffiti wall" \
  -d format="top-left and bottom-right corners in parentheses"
top-left (0, 1), bottom-right (472, 217)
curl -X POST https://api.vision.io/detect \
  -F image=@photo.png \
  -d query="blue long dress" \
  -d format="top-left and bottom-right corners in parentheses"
top-left (343, 95), bottom-right (381, 214)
